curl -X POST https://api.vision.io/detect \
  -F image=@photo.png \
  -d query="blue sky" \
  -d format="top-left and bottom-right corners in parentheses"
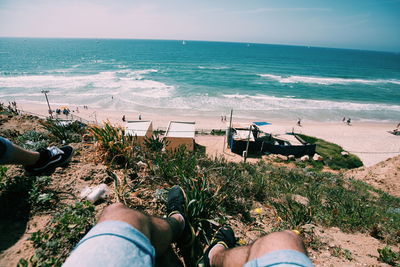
top-left (0, 0), bottom-right (399, 52)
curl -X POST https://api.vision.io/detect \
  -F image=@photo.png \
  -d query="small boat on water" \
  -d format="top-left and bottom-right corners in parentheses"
top-left (227, 122), bottom-right (316, 157)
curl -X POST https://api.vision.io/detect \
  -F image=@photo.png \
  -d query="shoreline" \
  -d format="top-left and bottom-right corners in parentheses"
top-left (15, 101), bottom-right (400, 167)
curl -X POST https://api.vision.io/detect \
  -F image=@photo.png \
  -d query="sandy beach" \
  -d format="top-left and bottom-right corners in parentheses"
top-left (16, 101), bottom-right (400, 167)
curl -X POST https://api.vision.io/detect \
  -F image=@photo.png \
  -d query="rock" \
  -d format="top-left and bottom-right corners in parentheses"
top-left (288, 155), bottom-right (295, 160)
top-left (291, 194), bottom-right (309, 206)
top-left (313, 153), bottom-right (323, 162)
top-left (277, 154), bottom-right (288, 161)
top-left (137, 161), bottom-right (147, 167)
top-left (341, 151), bottom-right (349, 157)
top-left (300, 155), bottom-right (309, 161)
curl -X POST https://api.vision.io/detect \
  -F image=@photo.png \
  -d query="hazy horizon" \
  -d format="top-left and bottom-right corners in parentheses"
top-left (0, 0), bottom-right (399, 52)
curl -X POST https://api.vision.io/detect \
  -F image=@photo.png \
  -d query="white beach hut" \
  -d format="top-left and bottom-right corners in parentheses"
top-left (164, 121), bottom-right (196, 151)
top-left (125, 120), bottom-right (153, 145)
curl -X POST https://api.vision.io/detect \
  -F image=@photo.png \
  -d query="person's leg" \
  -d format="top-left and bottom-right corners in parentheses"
top-left (210, 230), bottom-right (310, 267)
top-left (0, 137), bottom-right (74, 175)
top-left (0, 137), bottom-right (40, 166)
top-left (64, 186), bottom-right (193, 267)
top-left (98, 202), bottom-right (184, 256)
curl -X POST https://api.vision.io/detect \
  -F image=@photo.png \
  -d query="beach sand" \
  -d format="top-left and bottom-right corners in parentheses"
top-left (16, 101), bottom-right (400, 167)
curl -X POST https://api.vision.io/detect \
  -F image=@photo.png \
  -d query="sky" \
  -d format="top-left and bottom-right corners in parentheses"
top-left (0, 0), bottom-right (399, 52)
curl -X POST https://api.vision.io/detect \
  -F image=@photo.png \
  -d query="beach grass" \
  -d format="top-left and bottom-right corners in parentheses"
top-left (297, 134), bottom-right (363, 170)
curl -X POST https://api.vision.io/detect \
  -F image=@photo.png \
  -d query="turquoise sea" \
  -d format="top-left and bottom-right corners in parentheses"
top-left (0, 38), bottom-right (399, 121)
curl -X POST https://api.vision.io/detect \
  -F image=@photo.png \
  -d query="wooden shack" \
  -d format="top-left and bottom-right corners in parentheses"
top-left (164, 121), bottom-right (195, 151)
top-left (124, 120), bottom-right (153, 145)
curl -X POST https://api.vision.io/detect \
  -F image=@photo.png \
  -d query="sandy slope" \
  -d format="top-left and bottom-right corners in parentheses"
top-left (346, 155), bottom-right (400, 197)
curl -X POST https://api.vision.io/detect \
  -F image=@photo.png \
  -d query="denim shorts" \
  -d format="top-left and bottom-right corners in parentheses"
top-left (0, 137), bottom-right (13, 164)
top-left (63, 220), bottom-right (155, 267)
top-left (244, 249), bottom-right (314, 267)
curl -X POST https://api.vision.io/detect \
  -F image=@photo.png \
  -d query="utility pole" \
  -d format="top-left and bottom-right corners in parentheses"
top-left (244, 124), bottom-right (252, 162)
top-left (227, 109), bottom-right (233, 148)
top-left (41, 90), bottom-right (53, 118)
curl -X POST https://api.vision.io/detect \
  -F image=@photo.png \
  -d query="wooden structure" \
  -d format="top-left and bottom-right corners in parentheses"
top-left (124, 120), bottom-right (153, 145)
top-left (228, 122), bottom-right (316, 157)
top-left (164, 121), bottom-right (195, 151)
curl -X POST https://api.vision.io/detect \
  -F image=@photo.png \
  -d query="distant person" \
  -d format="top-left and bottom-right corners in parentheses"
top-left (221, 115), bottom-right (223, 122)
top-left (122, 115), bottom-right (126, 122)
top-left (0, 137), bottom-right (74, 175)
top-left (63, 186), bottom-right (313, 267)
top-left (111, 96), bottom-right (114, 100)
top-left (347, 118), bottom-right (351, 125)
top-left (297, 118), bottom-right (302, 127)
top-left (224, 115), bottom-right (227, 121)
top-left (139, 114), bottom-right (142, 120)
top-left (342, 117), bottom-right (346, 123)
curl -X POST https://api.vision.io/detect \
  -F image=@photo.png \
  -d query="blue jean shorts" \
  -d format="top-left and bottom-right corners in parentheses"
top-left (63, 220), bottom-right (155, 267)
top-left (244, 249), bottom-right (313, 267)
top-left (0, 137), bottom-right (13, 164)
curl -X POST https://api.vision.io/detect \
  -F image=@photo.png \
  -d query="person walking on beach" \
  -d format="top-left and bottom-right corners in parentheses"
top-left (347, 118), bottom-right (351, 125)
top-left (297, 118), bottom-right (302, 127)
top-left (63, 186), bottom-right (313, 267)
top-left (342, 117), bottom-right (346, 123)
top-left (139, 114), bottom-right (142, 120)
top-left (122, 115), bottom-right (126, 122)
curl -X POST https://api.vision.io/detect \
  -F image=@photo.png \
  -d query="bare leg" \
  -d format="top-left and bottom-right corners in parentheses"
top-left (211, 230), bottom-right (307, 267)
top-left (98, 203), bottom-right (184, 257)
top-left (1, 142), bottom-right (40, 166)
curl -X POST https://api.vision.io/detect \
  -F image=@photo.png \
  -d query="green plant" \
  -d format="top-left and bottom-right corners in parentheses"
top-left (330, 246), bottom-right (353, 261)
top-left (29, 176), bottom-right (55, 211)
top-left (297, 134), bottom-right (363, 170)
top-left (41, 119), bottom-right (86, 143)
top-left (144, 134), bottom-right (166, 153)
top-left (210, 129), bottom-right (226, 136)
top-left (378, 246), bottom-right (400, 266)
top-left (89, 122), bottom-right (140, 166)
top-left (16, 130), bottom-right (49, 151)
top-left (21, 201), bottom-right (95, 266)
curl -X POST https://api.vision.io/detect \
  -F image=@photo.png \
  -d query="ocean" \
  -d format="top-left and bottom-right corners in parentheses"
top-left (0, 38), bottom-right (399, 122)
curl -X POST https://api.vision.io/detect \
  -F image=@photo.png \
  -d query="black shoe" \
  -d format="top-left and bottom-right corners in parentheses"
top-left (167, 186), bottom-right (195, 248)
top-left (25, 146), bottom-right (74, 175)
top-left (203, 226), bottom-right (236, 267)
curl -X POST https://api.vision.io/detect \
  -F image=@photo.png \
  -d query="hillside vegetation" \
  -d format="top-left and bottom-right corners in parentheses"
top-left (0, 104), bottom-right (399, 266)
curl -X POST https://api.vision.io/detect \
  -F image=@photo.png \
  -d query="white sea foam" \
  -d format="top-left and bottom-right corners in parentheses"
top-left (0, 69), bottom-right (168, 90)
top-left (221, 93), bottom-right (400, 112)
top-left (198, 66), bottom-right (230, 70)
top-left (258, 74), bottom-right (400, 85)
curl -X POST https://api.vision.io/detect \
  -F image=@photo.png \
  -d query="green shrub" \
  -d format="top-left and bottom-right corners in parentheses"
top-left (29, 176), bottom-right (55, 212)
top-left (89, 122), bottom-right (140, 167)
top-left (377, 246), bottom-right (400, 266)
top-left (21, 201), bottom-right (95, 266)
top-left (41, 119), bottom-right (86, 143)
top-left (16, 130), bottom-right (49, 151)
top-left (144, 134), bottom-right (166, 153)
top-left (298, 134), bottom-right (363, 170)
top-left (210, 129), bottom-right (226, 136)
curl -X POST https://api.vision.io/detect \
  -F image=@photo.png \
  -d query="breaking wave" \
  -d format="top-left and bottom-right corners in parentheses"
top-left (258, 74), bottom-right (400, 85)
